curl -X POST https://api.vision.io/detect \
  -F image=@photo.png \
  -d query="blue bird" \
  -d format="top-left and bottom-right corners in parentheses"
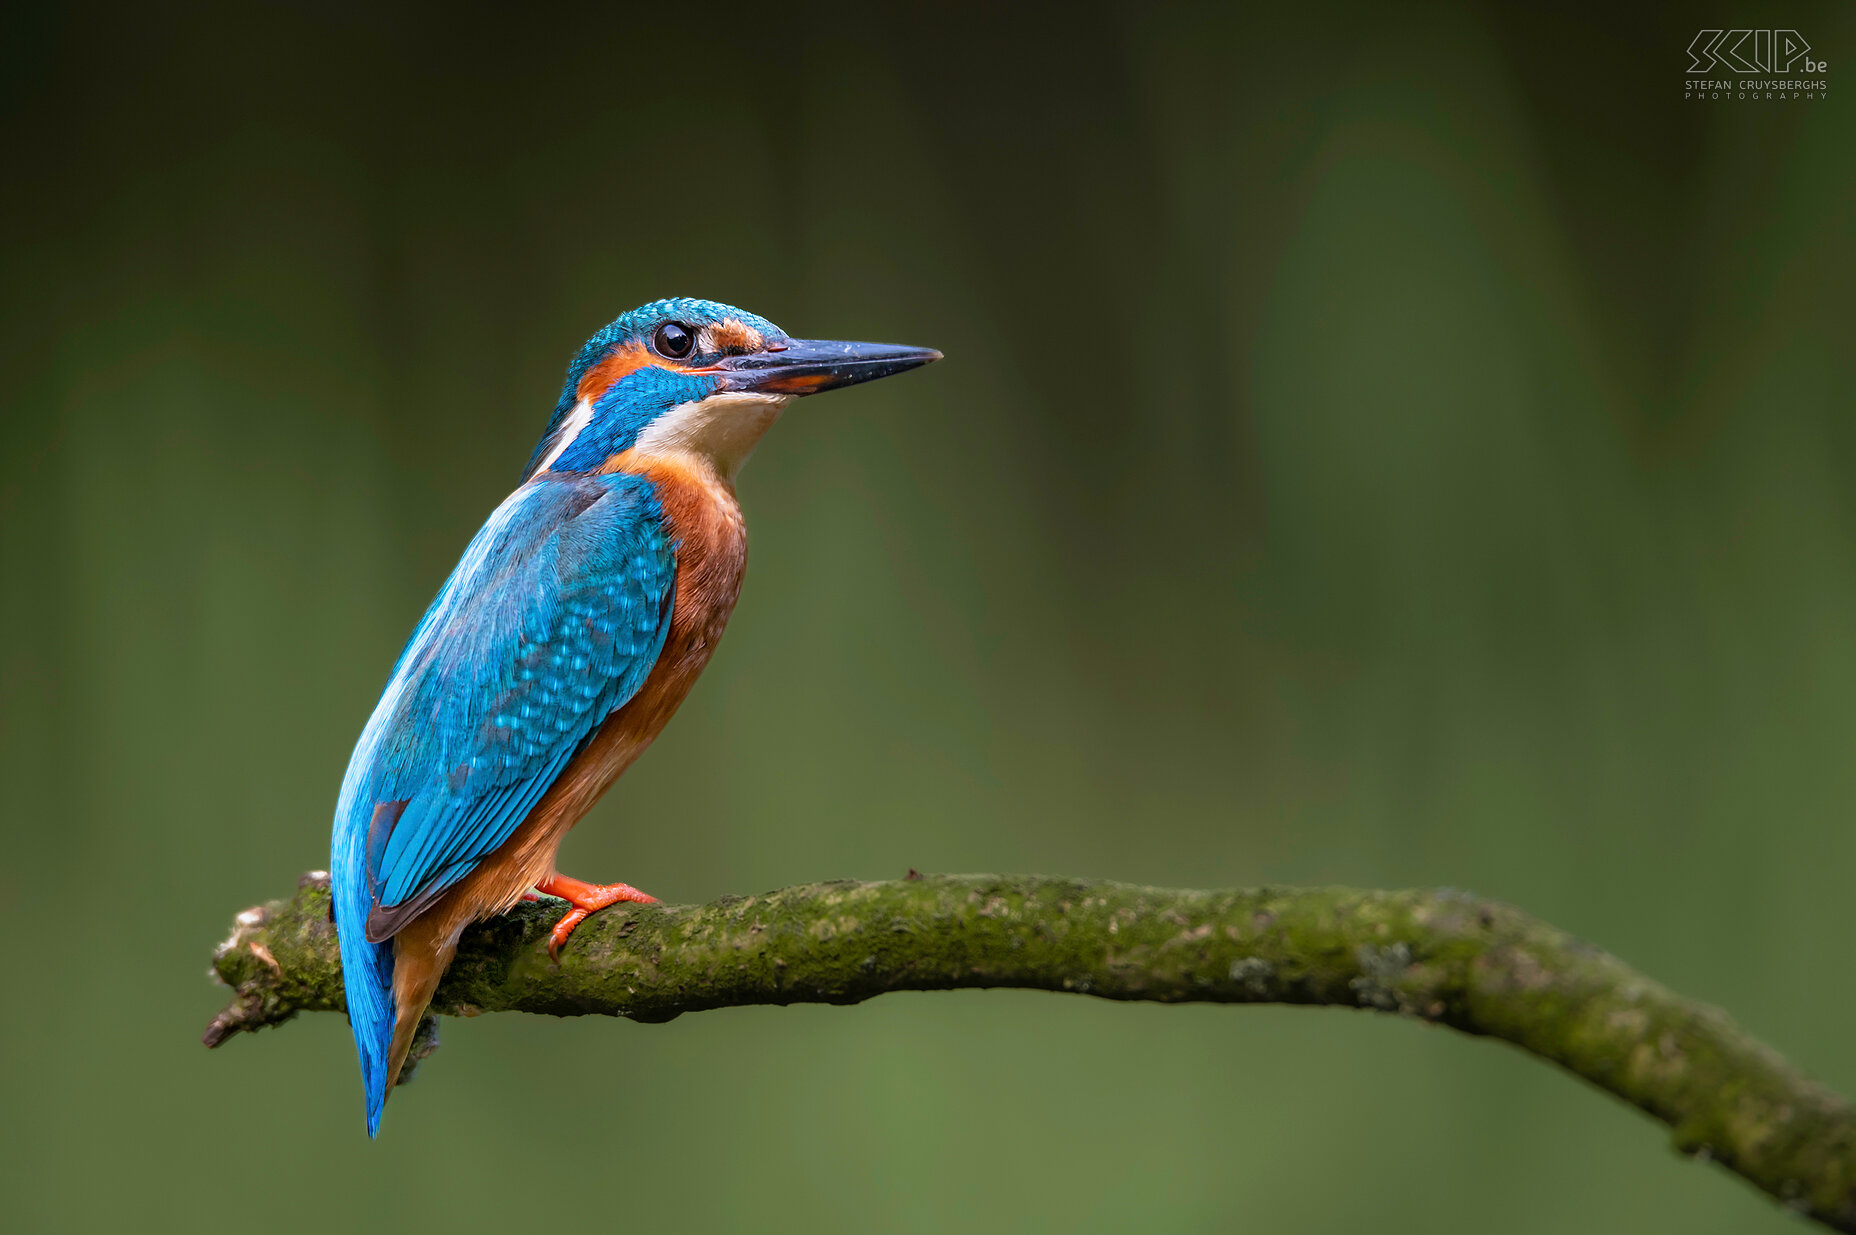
top-left (330, 298), bottom-right (939, 1135)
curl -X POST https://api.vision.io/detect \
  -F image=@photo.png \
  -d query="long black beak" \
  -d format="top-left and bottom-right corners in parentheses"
top-left (716, 338), bottom-right (942, 396)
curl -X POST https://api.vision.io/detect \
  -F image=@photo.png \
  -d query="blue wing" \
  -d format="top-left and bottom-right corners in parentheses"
top-left (329, 470), bottom-right (675, 1133)
top-left (341, 469), bottom-right (676, 925)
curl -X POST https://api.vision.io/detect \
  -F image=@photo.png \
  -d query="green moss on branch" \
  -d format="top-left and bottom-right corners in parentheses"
top-left (206, 873), bottom-right (1856, 1230)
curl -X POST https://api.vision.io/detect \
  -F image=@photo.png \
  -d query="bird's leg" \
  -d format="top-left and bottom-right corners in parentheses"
top-left (533, 872), bottom-right (659, 960)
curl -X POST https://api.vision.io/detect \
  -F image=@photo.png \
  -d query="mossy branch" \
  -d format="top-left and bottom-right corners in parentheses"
top-left (205, 872), bottom-right (1856, 1229)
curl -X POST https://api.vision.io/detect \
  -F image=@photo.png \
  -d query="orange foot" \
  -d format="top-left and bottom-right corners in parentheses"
top-left (534, 872), bottom-right (659, 961)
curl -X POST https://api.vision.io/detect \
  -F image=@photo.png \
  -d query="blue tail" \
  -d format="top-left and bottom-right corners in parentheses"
top-left (333, 813), bottom-right (396, 1138)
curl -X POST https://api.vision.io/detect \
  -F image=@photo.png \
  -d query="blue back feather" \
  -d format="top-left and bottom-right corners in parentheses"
top-left (330, 471), bottom-right (677, 1135)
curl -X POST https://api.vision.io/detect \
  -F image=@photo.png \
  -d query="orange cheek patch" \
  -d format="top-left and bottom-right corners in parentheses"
top-left (706, 319), bottom-right (761, 354)
top-left (576, 342), bottom-right (657, 402)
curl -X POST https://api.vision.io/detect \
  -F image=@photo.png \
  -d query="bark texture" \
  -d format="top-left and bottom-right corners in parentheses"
top-left (205, 872), bottom-right (1856, 1230)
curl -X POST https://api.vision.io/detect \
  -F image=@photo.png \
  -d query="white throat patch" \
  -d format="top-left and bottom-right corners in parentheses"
top-left (630, 391), bottom-right (792, 481)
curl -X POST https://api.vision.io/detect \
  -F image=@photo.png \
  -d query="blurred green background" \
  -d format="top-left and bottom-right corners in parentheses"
top-left (3, 1), bottom-right (1853, 1230)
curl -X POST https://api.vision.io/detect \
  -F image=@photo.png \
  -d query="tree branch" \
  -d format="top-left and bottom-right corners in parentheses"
top-left (205, 872), bottom-right (1856, 1229)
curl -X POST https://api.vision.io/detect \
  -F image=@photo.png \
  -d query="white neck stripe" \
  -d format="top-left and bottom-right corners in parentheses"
top-left (533, 398), bottom-right (594, 474)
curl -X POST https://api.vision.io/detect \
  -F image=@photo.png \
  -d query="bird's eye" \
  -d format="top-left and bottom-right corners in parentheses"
top-left (653, 322), bottom-right (694, 359)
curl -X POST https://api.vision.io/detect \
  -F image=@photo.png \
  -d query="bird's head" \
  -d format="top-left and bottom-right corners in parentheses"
top-left (524, 297), bottom-right (940, 483)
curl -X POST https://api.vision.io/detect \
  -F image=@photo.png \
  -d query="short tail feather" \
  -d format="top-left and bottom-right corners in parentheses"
top-left (334, 822), bottom-right (397, 1137)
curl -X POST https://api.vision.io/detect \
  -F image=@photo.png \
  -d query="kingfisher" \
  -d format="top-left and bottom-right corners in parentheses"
top-left (330, 297), bottom-right (939, 1136)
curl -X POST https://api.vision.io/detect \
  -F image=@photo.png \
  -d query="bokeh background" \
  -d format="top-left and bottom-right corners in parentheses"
top-left (3, 1), bottom-right (1853, 1231)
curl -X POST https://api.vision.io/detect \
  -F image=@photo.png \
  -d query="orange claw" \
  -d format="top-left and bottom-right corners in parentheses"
top-left (534, 872), bottom-right (659, 961)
